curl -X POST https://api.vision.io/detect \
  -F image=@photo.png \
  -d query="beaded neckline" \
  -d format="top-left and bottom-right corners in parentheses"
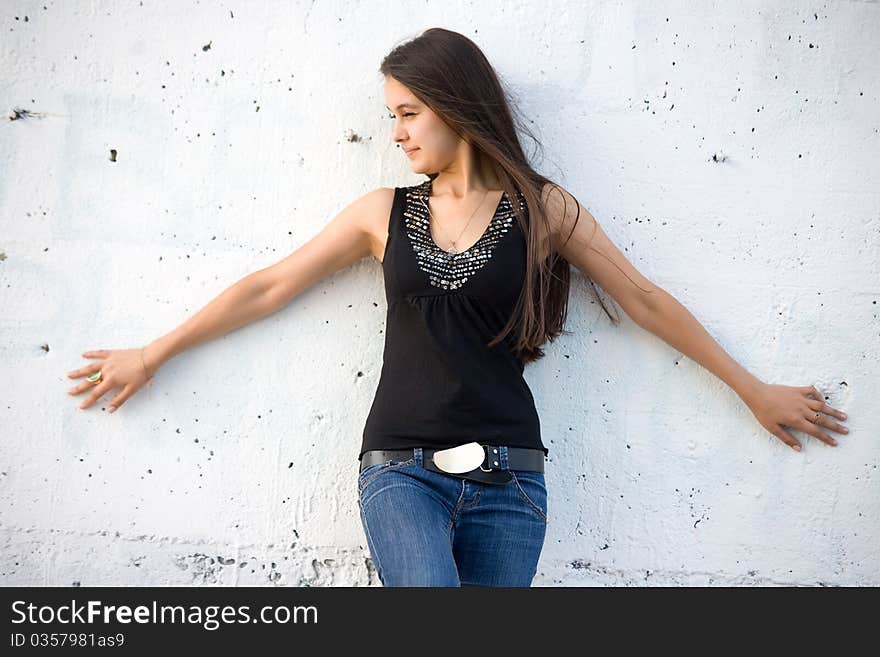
top-left (416, 179), bottom-right (505, 256)
top-left (402, 180), bottom-right (521, 291)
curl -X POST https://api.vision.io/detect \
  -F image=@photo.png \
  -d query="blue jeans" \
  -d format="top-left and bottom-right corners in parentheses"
top-left (357, 447), bottom-right (548, 587)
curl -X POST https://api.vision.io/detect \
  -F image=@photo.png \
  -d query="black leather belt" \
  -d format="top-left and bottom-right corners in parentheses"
top-left (359, 445), bottom-right (545, 486)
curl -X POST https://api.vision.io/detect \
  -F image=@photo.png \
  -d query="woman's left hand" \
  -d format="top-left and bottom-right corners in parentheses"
top-left (743, 383), bottom-right (849, 451)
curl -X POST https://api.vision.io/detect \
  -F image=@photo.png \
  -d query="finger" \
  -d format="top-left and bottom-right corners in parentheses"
top-left (797, 418), bottom-right (837, 447)
top-left (772, 425), bottom-right (802, 451)
top-left (68, 375), bottom-right (104, 395)
top-left (79, 381), bottom-right (112, 409)
top-left (67, 381), bottom-right (91, 396)
top-left (804, 400), bottom-right (849, 435)
top-left (107, 384), bottom-right (133, 413)
top-left (816, 416), bottom-right (848, 436)
top-left (81, 350), bottom-right (109, 359)
top-left (820, 402), bottom-right (846, 420)
top-left (807, 385), bottom-right (825, 402)
top-left (67, 362), bottom-right (101, 380)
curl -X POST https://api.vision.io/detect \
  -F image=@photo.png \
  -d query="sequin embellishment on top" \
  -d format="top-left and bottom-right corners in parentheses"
top-left (403, 179), bottom-right (524, 291)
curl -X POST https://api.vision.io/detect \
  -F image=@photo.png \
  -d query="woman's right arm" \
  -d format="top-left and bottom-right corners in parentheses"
top-left (69, 188), bottom-right (391, 412)
top-left (144, 187), bottom-right (392, 373)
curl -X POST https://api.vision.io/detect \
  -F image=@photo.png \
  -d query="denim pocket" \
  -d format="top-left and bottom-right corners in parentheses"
top-left (510, 470), bottom-right (548, 524)
top-left (357, 457), bottom-right (416, 493)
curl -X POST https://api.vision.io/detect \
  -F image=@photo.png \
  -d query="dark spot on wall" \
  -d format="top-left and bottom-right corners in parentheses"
top-left (202, 40), bottom-right (212, 52)
top-left (109, 149), bottom-right (117, 162)
top-left (8, 107), bottom-right (46, 121)
top-left (40, 343), bottom-right (49, 352)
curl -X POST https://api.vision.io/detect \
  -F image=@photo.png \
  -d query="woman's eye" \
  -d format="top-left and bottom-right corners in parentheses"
top-left (387, 113), bottom-right (415, 119)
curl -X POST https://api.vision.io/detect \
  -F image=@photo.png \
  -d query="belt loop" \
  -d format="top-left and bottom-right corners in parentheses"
top-left (499, 445), bottom-right (508, 470)
top-left (414, 447), bottom-right (423, 466)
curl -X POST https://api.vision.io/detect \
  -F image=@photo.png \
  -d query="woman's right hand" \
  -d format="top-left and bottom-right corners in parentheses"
top-left (66, 346), bottom-right (156, 413)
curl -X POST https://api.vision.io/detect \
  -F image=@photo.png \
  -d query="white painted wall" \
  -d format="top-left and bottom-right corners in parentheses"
top-left (1, 1), bottom-right (877, 586)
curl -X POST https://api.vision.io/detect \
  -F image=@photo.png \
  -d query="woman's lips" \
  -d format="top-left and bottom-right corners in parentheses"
top-left (405, 148), bottom-right (419, 157)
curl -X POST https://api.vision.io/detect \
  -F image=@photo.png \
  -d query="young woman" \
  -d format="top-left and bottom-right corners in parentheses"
top-left (65, 28), bottom-right (849, 587)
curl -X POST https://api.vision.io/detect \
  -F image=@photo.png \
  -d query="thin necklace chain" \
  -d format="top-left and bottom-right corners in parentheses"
top-left (421, 185), bottom-right (489, 255)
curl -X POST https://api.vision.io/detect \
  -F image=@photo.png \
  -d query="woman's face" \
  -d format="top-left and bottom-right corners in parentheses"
top-left (384, 75), bottom-right (461, 174)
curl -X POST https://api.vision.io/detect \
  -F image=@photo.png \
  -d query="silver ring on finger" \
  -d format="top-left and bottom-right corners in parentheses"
top-left (87, 371), bottom-right (103, 385)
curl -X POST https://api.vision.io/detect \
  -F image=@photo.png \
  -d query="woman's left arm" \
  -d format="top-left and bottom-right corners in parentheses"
top-left (636, 288), bottom-right (848, 451)
top-left (543, 183), bottom-right (850, 452)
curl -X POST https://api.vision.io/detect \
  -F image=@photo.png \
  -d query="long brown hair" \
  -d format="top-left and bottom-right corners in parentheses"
top-left (380, 28), bottom-right (637, 364)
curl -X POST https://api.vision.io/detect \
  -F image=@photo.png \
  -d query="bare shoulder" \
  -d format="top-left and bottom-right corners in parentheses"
top-left (359, 187), bottom-right (396, 263)
top-left (538, 181), bottom-right (659, 321)
top-left (305, 185), bottom-right (394, 264)
top-left (259, 186), bottom-right (396, 308)
top-left (539, 182), bottom-right (598, 251)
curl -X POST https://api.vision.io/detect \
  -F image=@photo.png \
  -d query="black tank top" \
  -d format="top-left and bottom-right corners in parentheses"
top-left (359, 179), bottom-right (549, 460)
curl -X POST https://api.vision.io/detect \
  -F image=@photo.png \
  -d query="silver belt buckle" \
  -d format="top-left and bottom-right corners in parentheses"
top-left (432, 442), bottom-right (486, 474)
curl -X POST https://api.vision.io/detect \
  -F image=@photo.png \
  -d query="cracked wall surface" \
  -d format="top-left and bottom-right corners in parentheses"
top-left (1, 1), bottom-right (878, 586)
